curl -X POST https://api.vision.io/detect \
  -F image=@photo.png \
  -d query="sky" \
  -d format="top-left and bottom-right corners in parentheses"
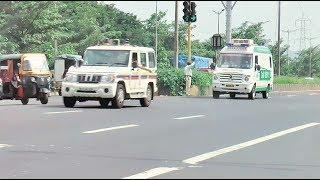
top-left (103, 1), bottom-right (320, 54)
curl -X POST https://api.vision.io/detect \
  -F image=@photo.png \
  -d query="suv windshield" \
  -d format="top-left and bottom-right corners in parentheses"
top-left (217, 53), bottom-right (253, 69)
top-left (83, 50), bottom-right (130, 67)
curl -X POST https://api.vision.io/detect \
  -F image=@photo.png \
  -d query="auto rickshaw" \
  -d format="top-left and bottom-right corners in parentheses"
top-left (0, 53), bottom-right (51, 105)
top-left (53, 54), bottom-right (83, 96)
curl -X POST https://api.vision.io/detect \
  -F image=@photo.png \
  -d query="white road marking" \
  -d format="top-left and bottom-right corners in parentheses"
top-left (123, 167), bottom-right (182, 179)
top-left (44, 110), bottom-right (82, 115)
top-left (174, 115), bottom-right (205, 120)
top-left (183, 122), bottom-right (319, 165)
top-left (83, 124), bottom-right (139, 134)
top-left (287, 95), bottom-right (297, 97)
top-left (309, 93), bottom-right (317, 95)
top-left (0, 144), bottom-right (12, 148)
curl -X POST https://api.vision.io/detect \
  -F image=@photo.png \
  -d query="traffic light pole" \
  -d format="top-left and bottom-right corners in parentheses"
top-left (187, 22), bottom-right (192, 62)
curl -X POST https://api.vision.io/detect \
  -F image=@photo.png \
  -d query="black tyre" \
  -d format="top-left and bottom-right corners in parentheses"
top-left (140, 84), bottom-right (152, 107)
top-left (262, 85), bottom-right (270, 99)
top-left (21, 98), bottom-right (29, 105)
top-left (248, 85), bottom-right (256, 100)
top-left (213, 91), bottom-right (220, 99)
top-left (63, 97), bottom-right (76, 108)
top-left (99, 99), bottom-right (110, 108)
top-left (112, 84), bottom-right (125, 109)
top-left (40, 93), bottom-right (49, 104)
top-left (230, 93), bottom-right (236, 99)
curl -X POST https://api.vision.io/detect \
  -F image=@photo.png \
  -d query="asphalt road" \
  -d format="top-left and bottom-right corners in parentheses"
top-left (0, 91), bottom-right (320, 179)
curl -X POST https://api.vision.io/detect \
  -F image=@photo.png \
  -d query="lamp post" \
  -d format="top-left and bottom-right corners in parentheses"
top-left (213, 9), bottom-right (225, 34)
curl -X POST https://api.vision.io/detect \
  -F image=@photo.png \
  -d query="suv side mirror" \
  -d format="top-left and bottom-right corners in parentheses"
top-left (132, 61), bottom-right (138, 69)
top-left (210, 62), bottom-right (216, 70)
top-left (255, 64), bottom-right (261, 71)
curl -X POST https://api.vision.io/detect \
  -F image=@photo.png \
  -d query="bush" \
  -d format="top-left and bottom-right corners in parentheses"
top-left (157, 62), bottom-right (212, 96)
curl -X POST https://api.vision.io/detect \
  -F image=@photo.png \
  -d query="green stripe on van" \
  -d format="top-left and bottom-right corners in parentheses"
top-left (254, 46), bottom-right (272, 54)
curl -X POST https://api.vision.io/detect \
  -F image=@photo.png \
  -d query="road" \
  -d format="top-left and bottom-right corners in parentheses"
top-left (0, 92), bottom-right (320, 178)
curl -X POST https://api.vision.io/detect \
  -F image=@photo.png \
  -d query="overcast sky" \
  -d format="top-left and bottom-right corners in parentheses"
top-left (104, 1), bottom-right (320, 53)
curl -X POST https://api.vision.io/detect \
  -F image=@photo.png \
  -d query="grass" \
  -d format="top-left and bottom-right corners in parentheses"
top-left (274, 76), bottom-right (320, 84)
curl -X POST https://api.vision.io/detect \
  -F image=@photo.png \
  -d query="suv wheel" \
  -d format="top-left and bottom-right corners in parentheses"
top-left (140, 84), bottom-right (152, 107)
top-left (63, 97), bottom-right (76, 108)
top-left (112, 84), bottom-right (125, 109)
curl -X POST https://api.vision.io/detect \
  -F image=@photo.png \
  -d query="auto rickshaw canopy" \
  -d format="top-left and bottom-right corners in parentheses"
top-left (0, 54), bottom-right (22, 63)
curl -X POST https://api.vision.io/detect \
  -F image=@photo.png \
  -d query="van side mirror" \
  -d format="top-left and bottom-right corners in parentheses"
top-left (17, 63), bottom-right (21, 68)
top-left (255, 64), bottom-right (261, 71)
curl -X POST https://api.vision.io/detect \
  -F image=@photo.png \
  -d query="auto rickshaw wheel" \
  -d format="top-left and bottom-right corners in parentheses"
top-left (40, 93), bottom-right (49, 105)
top-left (21, 98), bottom-right (29, 105)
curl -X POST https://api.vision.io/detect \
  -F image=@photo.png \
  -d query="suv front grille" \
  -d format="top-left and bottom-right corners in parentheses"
top-left (77, 75), bottom-right (101, 83)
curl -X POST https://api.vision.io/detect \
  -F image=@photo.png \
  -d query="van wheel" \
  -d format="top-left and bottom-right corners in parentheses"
top-left (230, 93), bottom-right (236, 99)
top-left (21, 98), bottom-right (29, 105)
top-left (140, 84), bottom-right (152, 107)
top-left (112, 84), bottom-right (125, 109)
top-left (213, 91), bottom-right (220, 99)
top-left (63, 97), bottom-right (76, 108)
top-left (99, 99), bottom-right (110, 108)
top-left (40, 93), bottom-right (49, 104)
top-left (248, 85), bottom-right (256, 100)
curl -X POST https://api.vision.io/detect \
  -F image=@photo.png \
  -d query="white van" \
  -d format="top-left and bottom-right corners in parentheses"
top-left (61, 41), bottom-right (157, 108)
top-left (212, 39), bottom-right (273, 100)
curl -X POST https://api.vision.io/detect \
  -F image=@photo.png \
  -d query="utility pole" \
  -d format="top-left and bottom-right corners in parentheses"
top-left (174, 1), bottom-right (179, 68)
top-left (221, 1), bottom-right (237, 44)
top-left (155, 1), bottom-right (158, 62)
top-left (277, 1), bottom-right (281, 76)
top-left (213, 8), bottom-right (225, 34)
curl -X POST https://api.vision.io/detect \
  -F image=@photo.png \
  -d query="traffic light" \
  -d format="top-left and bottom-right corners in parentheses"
top-left (190, 2), bottom-right (197, 22)
top-left (183, 1), bottom-right (191, 22)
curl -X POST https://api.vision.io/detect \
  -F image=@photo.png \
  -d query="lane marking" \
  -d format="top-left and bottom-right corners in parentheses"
top-left (0, 144), bottom-right (12, 149)
top-left (174, 115), bottom-right (205, 120)
top-left (183, 122), bottom-right (319, 165)
top-left (287, 95), bottom-right (297, 97)
top-left (309, 93), bottom-right (317, 95)
top-left (123, 167), bottom-right (181, 179)
top-left (83, 124), bottom-right (139, 134)
top-left (44, 110), bottom-right (82, 115)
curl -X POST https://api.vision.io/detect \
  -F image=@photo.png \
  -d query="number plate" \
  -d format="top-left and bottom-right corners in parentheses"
top-left (226, 84), bottom-right (234, 87)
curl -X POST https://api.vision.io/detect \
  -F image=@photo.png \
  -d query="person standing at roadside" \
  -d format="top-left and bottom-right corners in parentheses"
top-left (184, 60), bottom-right (195, 96)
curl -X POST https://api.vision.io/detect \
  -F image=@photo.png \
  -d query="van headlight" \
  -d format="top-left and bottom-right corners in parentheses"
top-left (64, 74), bottom-right (77, 82)
top-left (101, 74), bottom-right (115, 83)
top-left (244, 75), bottom-right (250, 82)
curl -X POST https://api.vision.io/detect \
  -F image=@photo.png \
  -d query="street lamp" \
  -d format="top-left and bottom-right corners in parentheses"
top-left (212, 9), bottom-right (224, 34)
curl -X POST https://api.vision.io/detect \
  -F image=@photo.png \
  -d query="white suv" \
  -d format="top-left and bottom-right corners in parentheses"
top-left (61, 43), bottom-right (157, 109)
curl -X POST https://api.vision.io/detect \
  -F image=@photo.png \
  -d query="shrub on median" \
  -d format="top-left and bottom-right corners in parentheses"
top-left (157, 60), bottom-right (212, 96)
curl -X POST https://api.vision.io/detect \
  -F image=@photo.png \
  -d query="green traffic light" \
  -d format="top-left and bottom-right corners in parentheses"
top-left (190, 15), bottom-right (197, 22)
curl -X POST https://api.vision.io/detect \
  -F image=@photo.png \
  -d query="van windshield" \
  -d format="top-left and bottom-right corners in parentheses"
top-left (83, 50), bottom-right (130, 67)
top-left (217, 54), bottom-right (253, 69)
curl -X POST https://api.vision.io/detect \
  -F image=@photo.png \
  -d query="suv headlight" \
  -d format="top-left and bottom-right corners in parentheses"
top-left (101, 74), bottom-right (115, 83)
top-left (244, 75), bottom-right (250, 82)
top-left (213, 74), bottom-right (219, 81)
top-left (64, 74), bottom-right (77, 82)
